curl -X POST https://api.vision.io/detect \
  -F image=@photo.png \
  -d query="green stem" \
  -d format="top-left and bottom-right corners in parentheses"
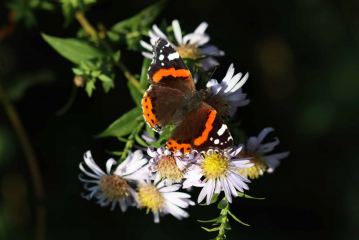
top-left (115, 62), bottom-right (145, 94)
top-left (0, 84), bottom-right (45, 240)
top-left (217, 204), bottom-right (229, 239)
top-left (119, 121), bottom-right (144, 161)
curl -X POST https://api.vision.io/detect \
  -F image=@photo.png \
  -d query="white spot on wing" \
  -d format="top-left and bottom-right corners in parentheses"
top-left (161, 63), bottom-right (164, 66)
top-left (168, 52), bottom-right (180, 61)
top-left (227, 136), bottom-right (233, 141)
top-left (217, 124), bottom-right (228, 136)
top-left (210, 137), bottom-right (213, 141)
top-left (159, 55), bottom-right (164, 61)
top-left (214, 139), bottom-right (219, 144)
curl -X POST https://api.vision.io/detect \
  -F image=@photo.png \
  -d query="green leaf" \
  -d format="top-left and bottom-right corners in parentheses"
top-left (85, 81), bottom-right (96, 97)
top-left (217, 198), bottom-right (228, 210)
top-left (72, 68), bottom-right (84, 75)
top-left (61, 0), bottom-right (75, 27)
top-left (236, 192), bottom-right (265, 200)
top-left (149, 125), bottom-right (173, 148)
top-left (111, 0), bottom-right (166, 33)
top-left (41, 33), bottom-right (106, 64)
top-left (91, 70), bottom-right (102, 77)
top-left (113, 50), bottom-right (121, 62)
top-left (135, 134), bottom-right (149, 147)
top-left (98, 74), bottom-right (112, 82)
top-left (127, 81), bottom-right (142, 106)
top-left (139, 57), bottom-right (151, 90)
top-left (95, 107), bottom-right (142, 138)
top-left (198, 215), bottom-right (225, 223)
top-left (223, 222), bottom-right (231, 230)
top-left (105, 150), bottom-right (123, 156)
top-left (201, 227), bottom-right (220, 232)
top-left (146, 124), bottom-right (155, 139)
top-left (200, 193), bottom-right (219, 206)
top-left (228, 210), bottom-right (250, 226)
top-left (102, 81), bottom-right (114, 93)
top-left (40, 2), bottom-right (55, 11)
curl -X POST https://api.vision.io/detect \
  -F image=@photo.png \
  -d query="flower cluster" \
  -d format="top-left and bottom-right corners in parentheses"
top-left (76, 13), bottom-right (290, 239)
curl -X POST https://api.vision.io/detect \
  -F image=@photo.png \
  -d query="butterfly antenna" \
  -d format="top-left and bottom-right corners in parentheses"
top-left (208, 64), bottom-right (219, 80)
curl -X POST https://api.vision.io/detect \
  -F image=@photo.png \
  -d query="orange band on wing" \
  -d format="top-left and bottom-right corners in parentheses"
top-left (193, 110), bottom-right (217, 146)
top-left (152, 68), bottom-right (191, 83)
top-left (166, 138), bottom-right (192, 154)
top-left (142, 93), bottom-right (159, 128)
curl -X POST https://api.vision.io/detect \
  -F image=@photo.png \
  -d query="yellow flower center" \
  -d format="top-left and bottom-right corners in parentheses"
top-left (176, 44), bottom-right (204, 60)
top-left (137, 184), bottom-right (165, 214)
top-left (156, 155), bottom-right (184, 184)
top-left (201, 151), bottom-right (231, 180)
top-left (236, 151), bottom-right (267, 179)
top-left (99, 175), bottom-right (130, 201)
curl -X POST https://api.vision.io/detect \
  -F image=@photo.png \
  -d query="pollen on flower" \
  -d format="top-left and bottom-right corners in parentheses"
top-left (137, 184), bottom-right (165, 214)
top-left (156, 155), bottom-right (184, 184)
top-left (98, 175), bottom-right (130, 201)
top-left (205, 95), bottom-right (230, 118)
top-left (200, 151), bottom-right (231, 180)
top-left (236, 152), bottom-right (267, 179)
top-left (176, 44), bottom-right (204, 61)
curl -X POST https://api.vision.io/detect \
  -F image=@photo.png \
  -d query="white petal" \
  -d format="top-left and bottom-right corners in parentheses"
top-left (206, 180), bottom-right (216, 205)
top-left (152, 24), bottom-right (168, 40)
top-left (222, 64), bottom-right (235, 84)
top-left (164, 195), bottom-right (189, 208)
top-left (201, 45), bottom-right (225, 56)
top-left (141, 51), bottom-right (153, 59)
top-left (166, 202), bottom-right (189, 219)
top-left (83, 151), bottom-right (106, 176)
top-left (194, 22), bottom-right (208, 34)
top-left (106, 158), bottom-right (117, 175)
top-left (266, 151), bottom-right (290, 160)
top-left (159, 184), bottom-right (182, 193)
top-left (162, 192), bottom-right (192, 199)
top-left (257, 127), bottom-right (275, 145)
top-left (214, 180), bottom-right (222, 194)
top-left (206, 79), bottom-right (219, 88)
top-left (220, 177), bottom-right (232, 203)
top-left (172, 20), bottom-right (183, 45)
top-left (79, 163), bottom-right (102, 179)
top-left (227, 72), bottom-right (249, 93)
top-left (247, 137), bottom-right (259, 151)
top-left (197, 181), bottom-right (212, 203)
top-left (140, 40), bottom-right (152, 51)
top-left (153, 211), bottom-right (160, 223)
top-left (258, 138), bottom-right (280, 153)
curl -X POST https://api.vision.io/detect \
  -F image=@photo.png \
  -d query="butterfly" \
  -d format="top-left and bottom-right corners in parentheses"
top-left (142, 38), bottom-right (233, 154)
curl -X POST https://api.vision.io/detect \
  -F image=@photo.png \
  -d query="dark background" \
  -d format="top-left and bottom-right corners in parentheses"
top-left (1, 0), bottom-right (359, 239)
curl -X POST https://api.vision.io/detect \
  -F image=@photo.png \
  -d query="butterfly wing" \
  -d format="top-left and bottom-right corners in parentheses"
top-left (143, 38), bottom-right (196, 132)
top-left (142, 85), bottom-right (186, 131)
top-left (166, 103), bottom-right (234, 153)
top-left (148, 38), bottom-right (196, 92)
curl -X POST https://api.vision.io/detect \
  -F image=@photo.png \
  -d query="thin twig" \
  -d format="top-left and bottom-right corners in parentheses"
top-left (0, 84), bottom-right (45, 240)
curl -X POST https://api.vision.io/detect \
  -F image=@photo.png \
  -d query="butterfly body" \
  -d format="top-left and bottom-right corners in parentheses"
top-left (142, 38), bottom-right (233, 154)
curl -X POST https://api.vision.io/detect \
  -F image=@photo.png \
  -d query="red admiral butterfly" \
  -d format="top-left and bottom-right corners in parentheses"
top-left (142, 38), bottom-right (233, 154)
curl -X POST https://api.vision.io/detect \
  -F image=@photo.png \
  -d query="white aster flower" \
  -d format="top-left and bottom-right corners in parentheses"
top-left (236, 127), bottom-right (290, 179)
top-left (183, 148), bottom-right (254, 204)
top-left (147, 146), bottom-right (199, 185)
top-left (205, 64), bottom-right (250, 117)
top-left (140, 19), bottom-right (224, 70)
top-left (136, 175), bottom-right (195, 223)
top-left (79, 150), bottom-right (148, 212)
